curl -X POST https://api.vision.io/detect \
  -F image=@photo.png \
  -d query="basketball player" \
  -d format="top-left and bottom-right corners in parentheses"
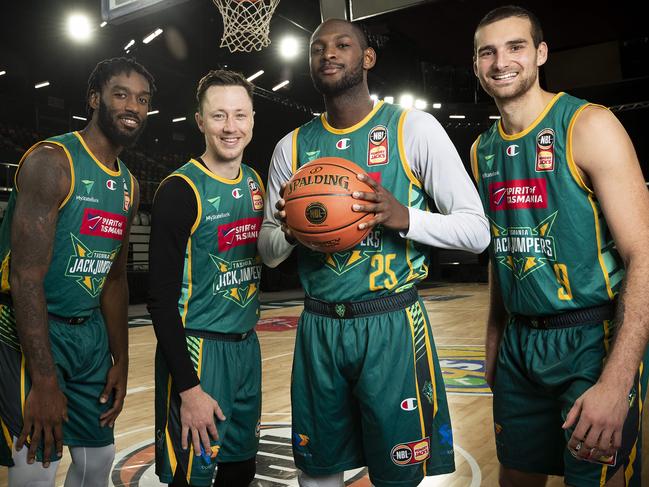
top-left (471, 6), bottom-right (649, 486)
top-left (0, 57), bottom-right (152, 485)
top-left (259, 18), bottom-right (490, 487)
top-left (148, 70), bottom-right (263, 487)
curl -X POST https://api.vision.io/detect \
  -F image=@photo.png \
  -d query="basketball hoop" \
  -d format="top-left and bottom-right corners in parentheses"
top-left (213, 0), bottom-right (280, 53)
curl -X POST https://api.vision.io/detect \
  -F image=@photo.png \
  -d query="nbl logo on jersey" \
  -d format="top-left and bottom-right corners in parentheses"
top-left (367, 125), bottom-right (388, 166)
top-left (536, 128), bottom-right (555, 172)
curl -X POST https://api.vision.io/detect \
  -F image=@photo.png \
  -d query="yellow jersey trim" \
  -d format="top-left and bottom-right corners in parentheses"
top-left (291, 128), bottom-right (300, 174)
top-left (165, 376), bottom-right (178, 475)
top-left (15, 140), bottom-right (75, 210)
top-left (587, 194), bottom-right (615, 300)
top-left (498, 92), bottom-right (565, 140)
top-left (73, 131), bottom-right (122, 177)
top-left (566, 104), bottom-right (606, 195)
top-left (397, 109), bottom-right (422, 189)
top-left (250, 167), bottom-right (266, 195)
top-left (470, 136), bottom-right (481, 184)
top-left (188, 158), bottom-right (243, 184)
top-left (321, 101), bottom-right (385, 135)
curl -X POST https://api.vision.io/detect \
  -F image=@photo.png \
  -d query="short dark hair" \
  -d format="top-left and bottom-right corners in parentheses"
top-left (86, 57), bottom-right (156, 112)
top-left (313, 19), bottom-right (369, 51)
top-left (196, 70), bottom-right (254, 113)
top-left (475, 5), bottom-right (544, 50)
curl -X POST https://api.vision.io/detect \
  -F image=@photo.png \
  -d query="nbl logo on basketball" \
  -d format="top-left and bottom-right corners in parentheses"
top-left (305, 202), bottom-right (327, 224)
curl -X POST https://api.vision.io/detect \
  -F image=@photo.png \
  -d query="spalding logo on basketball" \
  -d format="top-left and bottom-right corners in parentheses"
top-left (283, 157), bottom-right (375, 253)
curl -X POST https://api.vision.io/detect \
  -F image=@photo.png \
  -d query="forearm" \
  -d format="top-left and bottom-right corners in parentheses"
top-left (100, 274), bottom-right (129, 364)
top-left (11, 274), bottom-right (57, 384)
top-left (599, 263), bottom-right (649, 391)
top-left (258, 221), bottom-right (295, 268)
top-left (405, 207), bottom-right (490, 253)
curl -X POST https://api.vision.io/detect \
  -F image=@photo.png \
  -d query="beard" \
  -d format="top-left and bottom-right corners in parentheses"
top-left (312, 56), bottom-right (364, 96)
top-left (96, 98), bottom-right (146, 148)
top-left (483, 69), bottom-right (538, 102)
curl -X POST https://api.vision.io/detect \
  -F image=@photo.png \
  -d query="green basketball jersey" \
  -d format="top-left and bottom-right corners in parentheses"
top-left (471, 93), bottom-right (624, 315)
top-left (0, 131), bottom-right (134, 323)
top-left (169, 159), bottom-right (264, 334)
top-left (293, 101), bottom-right (430, 302)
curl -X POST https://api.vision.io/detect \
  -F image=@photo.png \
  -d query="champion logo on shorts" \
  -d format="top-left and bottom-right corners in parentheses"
top-left (400, 398), bottom-right (417, 411)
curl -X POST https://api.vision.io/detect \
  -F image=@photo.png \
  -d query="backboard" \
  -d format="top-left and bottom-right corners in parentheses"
top-left (101, 0), bottom-right (190, 24)
top-left (319, 0), bottom-right (435, 21)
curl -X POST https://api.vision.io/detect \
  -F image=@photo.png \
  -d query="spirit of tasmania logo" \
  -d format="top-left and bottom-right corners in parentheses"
top-left (490, 211), bottom-right (558, 279)
top-left (489, 178), bottom-right (547, 211)
top-left (79, 208), bottom-right (126, 240)
top-left (217, 217), bottom-right (262, 252)
top-left (209, 255), bottom-right (262, 307)
top-left (65, 234), bottom-right (119, 296)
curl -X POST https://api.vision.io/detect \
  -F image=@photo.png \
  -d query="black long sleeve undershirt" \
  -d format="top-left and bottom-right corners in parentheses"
top-left (147, 175), bottom-right (200, 393)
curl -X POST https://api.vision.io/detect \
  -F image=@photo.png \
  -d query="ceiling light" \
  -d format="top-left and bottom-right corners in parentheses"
top-left (0, 71), bottom-right (6, 76)
top-left (432, 103), bottom-right (442, 109)
top-left (414, 99), bottom-right (427, 110)
top-left (279, 36), bottom-right (299, 60)
top-left (272, 80), bottom-right (290, 91)
top-left (370, 94), bottom-right (378, 102)
top-left (67, 13), bottom-right (92, 42)
top-left (72, 115), bottom-right (87, 121)
top-left (172, 117), bottom-right (186, 123)
top-left (143, 28), bottom-right (163, 44)
top-left (384, 96), bottom-right (394, 104)
top-left (35, 81), bottom-right (50, 89)
top-left (123, 39), bottom-right (135, 51)
top-left (489, 115), bottom-right (501, 120)
top-left (449, 115), bottom-right (465, 119)
top-left (246, 70), bottom-right (264, 82)
top-left (100, 21), bottom-right (107, 28)
top-left (399, 94), bottom-right (414, 109)
top-left (147, 110), bottom-right (159, 115)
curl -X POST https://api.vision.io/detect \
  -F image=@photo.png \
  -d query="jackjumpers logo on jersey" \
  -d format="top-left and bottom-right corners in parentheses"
top-left (79, 208), bottom-right (127, 240)
top-left (489, 178), bottom-right (548, 211)
top-left (320, 228), bottom-right (383, 276)
top-left (209, 255), bottom-right (261, 307)
top-left (490, 212), bottom-right (558, 279)
top-left (217, 217), bottom-right (262, 252)
top-left (65, 234), bottom-right (119, 296)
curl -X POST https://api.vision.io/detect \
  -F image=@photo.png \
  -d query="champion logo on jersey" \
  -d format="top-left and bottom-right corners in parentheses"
top-left (400, 398), bottom-right (417, 411)
top-left (106, 179), bottom-right (117, 191)
top-left (367, 125), bottom-right (388, 166)
top-left (506, 144), bottom-right (519, 157)
top-left (336, 138), bottom-right (351, 150)
top-left (232, 188), bottom-right (243, 199)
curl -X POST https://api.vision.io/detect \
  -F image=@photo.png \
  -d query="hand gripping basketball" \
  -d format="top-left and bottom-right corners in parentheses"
top-left (283, 157), bottom-right (375, 253)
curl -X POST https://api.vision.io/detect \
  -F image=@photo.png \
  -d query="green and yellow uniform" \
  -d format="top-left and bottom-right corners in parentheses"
top-left (287, 102), bottom-right (454, 485)
top-left (0, 131), bottom-right (134, 464)
top-left (472, 93), bottom-right (648, 485)
top-left (154, 159), bottom-right (264, 486)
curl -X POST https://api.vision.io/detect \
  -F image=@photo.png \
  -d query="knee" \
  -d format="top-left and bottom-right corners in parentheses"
top-left (298, 470), bottom-right (344, 487)
top-left (69, 445), bottom-right (115, 486)
top-left (213, 456), bottom-right (256, 487)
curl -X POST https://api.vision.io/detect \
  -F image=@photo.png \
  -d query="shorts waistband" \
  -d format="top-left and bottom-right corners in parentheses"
top-left (304, 286), bottom-right (419, 319)
top-left (0, 293), bottom-right (90, 325)
top-left (185, 328), bottom-right (254, 342)
top-left (513, 302), bottom-right (616, 329)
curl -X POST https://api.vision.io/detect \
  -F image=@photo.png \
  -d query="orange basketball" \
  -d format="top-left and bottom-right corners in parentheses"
top-left (283, 157), bottom-right (375, 253)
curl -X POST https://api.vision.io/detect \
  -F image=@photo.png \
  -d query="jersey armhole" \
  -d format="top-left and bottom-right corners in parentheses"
top-left (15, 140), bottom-right (75, 210)
top-left (470, 136), bottom-right (481, 184)
top-left (159, 173), bottom-right (202, 235)
top-left (566, 103), bottom-right (599, 195)
top-left (397, 109), bottom-right (423, 189)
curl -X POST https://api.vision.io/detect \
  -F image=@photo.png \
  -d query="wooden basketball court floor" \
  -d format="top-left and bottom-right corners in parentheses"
top-left (1, 282), bottom-right (647, 486)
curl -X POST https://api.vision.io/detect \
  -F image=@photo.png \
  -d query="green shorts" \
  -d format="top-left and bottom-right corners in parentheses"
top-left (494, 317), bottom-right (648, 486)
top-left (0, 305), bottom-right (114, 465)
top-left (292, 297), bottom-right (455, 487)
top-left (155, 330), bottom-right (261, 486)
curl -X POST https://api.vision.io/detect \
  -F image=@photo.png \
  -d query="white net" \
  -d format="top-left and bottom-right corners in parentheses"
top-left (213, 0), bottom-right (281, 53)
